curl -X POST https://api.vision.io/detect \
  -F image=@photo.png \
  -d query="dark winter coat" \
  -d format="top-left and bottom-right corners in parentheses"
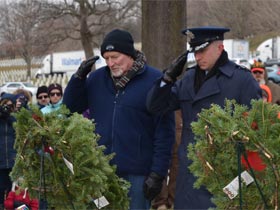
top-left (63, 65), bottom-right (175, 177)
top-left (147, 60), bottom-right (262, 209)
top-left (263, 68), bottom-right (280, 104)
top-left (0, 116), bottom-right (16, 169)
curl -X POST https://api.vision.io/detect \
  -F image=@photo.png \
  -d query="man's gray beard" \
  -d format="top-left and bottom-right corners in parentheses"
top-left (110, 69), bottom-right (125, 78)
top-left (259, 79), bottom-right (265, 85)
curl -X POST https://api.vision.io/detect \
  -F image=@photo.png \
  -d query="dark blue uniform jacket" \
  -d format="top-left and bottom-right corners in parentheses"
top-left (147, 60), bottom-right (262, 209)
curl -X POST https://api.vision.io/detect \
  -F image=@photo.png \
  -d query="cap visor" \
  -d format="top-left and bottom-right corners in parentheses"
top-left (251, 67), bottom-right (264, 72)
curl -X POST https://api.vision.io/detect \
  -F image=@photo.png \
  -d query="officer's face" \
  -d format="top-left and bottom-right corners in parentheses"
top-left (194, 41), bottom-right (223, 71)
top-left (103, 51), bottom-right (134, 78)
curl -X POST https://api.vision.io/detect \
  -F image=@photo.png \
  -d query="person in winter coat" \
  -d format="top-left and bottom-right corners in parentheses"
top-left (250, 60), bottom-right (280, 104)
top-left (63, 29), bottom-right (175, 210)
top-left (0, 93), bottom-right (17, 207)
top-left (146, 26), bottom-right (262, 209)
top-left (41, 83), bottom-right (63, 114)
top-left (4, 178), bottom-right (39, 210)
top-left (13, 89), bottom-right (32, 112)
top-left (36, 85), bottom-right (50, 109)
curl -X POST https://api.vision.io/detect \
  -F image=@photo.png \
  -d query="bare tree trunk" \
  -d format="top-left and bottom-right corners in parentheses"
top-left (21, 47), bottom-right (32, 78)
top-left (142, 0), bottom-right (186, 70)
top-left (80, 4), bottom-right (94, 59)
top-left (26, 59), bottom-right (31, 78)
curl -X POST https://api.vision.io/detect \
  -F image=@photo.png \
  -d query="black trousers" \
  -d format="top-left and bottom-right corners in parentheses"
top-left (0, 168), bottom-right (12, 206)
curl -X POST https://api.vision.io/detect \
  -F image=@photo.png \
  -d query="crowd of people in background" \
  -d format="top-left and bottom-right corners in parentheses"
top-left (0, 82), bottom-right (62, 209)
top-left (1, 26), bottom-right (280, 210)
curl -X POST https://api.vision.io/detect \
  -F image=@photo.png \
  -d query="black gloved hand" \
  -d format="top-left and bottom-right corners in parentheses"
top-left (163, 51), bottom-right (188, 83)
top-left (143, 172), bottom-right (164, 201)
top-left (75, 55), bottom-right (100, 79)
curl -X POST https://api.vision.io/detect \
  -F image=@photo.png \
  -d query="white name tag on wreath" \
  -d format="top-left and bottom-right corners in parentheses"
top-left (223, 171), bottom-right (254, 199)
top-left (94, 196), bottom-right (109, 209)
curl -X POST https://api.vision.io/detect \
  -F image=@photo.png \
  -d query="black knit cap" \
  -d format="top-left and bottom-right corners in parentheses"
top-left (48, 83), bottom-right (63, 96)
top-left (36, 85), bottom-right (48, 98)
top-left (101, 29), bottom-right (136, 59)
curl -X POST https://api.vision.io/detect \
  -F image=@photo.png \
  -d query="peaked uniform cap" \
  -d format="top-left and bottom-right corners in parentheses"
top-left (181, 26), bottom-right (230, 52)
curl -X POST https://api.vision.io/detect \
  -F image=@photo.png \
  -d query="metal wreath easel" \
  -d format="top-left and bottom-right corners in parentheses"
top-left (38, 137), bottom-right (75, 210)
top-left (236, 141), bottom-right (268, 210)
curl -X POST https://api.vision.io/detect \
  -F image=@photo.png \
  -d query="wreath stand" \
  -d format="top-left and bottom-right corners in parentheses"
top-left (38, 138), bottom-right (48, 210)
top-left (38, 137), bottom-right (75, 210)
top-left (236, 142), bottom-right (268, 210)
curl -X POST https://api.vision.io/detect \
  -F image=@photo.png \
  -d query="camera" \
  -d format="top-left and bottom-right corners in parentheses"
top-left (17, 95), bottom-right (28, 109)
top-left (18, 95), bottom-right (27, 104)
top-left (0, 104), bottom-right (13, 118)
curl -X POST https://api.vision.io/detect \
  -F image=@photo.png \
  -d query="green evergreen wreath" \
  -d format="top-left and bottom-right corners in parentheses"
top-left (188, 100), bottom-right (280, 209)
top-left (10, 105), bottom-right (130, 209)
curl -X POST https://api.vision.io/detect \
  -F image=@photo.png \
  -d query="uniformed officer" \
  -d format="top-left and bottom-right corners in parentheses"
top-left (146, 26), bottom-right (262, 209)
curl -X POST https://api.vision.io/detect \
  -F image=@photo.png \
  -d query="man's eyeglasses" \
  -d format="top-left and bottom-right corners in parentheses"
top-left (38, 95), bottom-right (49, 99)
top-left (50, 92), bottom-right (62, 97)
top-left (252, 71), bottom-right (263, 75)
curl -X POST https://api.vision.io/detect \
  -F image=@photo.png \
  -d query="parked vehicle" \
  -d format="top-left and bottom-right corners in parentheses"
top-left (256, 37), bottom-right (280, 62)
top-left (35, 49), bottom-right (106, 78)
top-left (256, 38), bottom-right (272, 62)
top-left (265, 65), bottom-right (280, 83)
top-left (0, 82), bottom-right (38, 96)
top-left (264, 59), bottom-right (280, 67)
top-left (231, 58), bottom-right (250, 69)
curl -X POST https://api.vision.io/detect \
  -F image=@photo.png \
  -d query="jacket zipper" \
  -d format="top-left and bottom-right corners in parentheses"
top-left (111, 90), bottom-right (120, 153)
top-left (5, 123), bottom-right (9, 167)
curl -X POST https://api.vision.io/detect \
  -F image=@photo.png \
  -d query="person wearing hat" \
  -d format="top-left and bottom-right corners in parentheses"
top-left (41, 83), bottom-right (63, 114)
top-left (13, 89), bottom-right (32, 112)
top-left (36, 85), bottom-right (50, 109)
top-left (0, 93), bottom-right (17, 207)
top-left (63, 29), bottom-right (175, 209)
top-left (146, 26), bottom-right (262, 209)
top-left (250, 60), bottom-right (280, 104)
top-left (250, 60), bottom-right (266, 84)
